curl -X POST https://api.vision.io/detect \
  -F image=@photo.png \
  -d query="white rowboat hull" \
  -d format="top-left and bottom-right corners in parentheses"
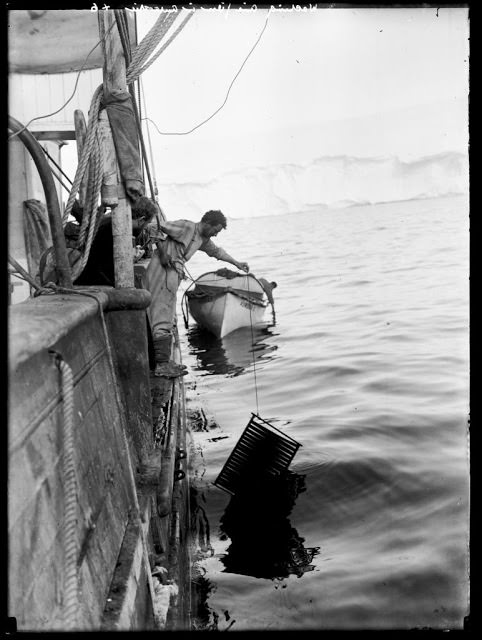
top-left (186, 270), bottom-right (270, 338)
top-left (188, 290), bottom-right (267, 338)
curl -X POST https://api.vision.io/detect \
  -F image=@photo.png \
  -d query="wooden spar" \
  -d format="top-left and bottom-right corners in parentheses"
top-left (98, 10), bottom-right (134, 289)
top-left (73, 109), bottom-right (88, 208)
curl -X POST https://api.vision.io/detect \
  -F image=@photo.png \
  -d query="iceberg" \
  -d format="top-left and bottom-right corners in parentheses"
top-left (157, 151), bottom-right (469, 220)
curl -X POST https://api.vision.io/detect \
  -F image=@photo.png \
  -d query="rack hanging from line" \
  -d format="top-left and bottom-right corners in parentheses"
top-left (213, 274), bottom-right (302, 496)
top-left (213, 413), bottom-right (302, 496)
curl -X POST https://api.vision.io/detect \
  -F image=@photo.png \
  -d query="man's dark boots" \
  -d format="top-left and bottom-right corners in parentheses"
top-left (153, 335), bottom-right (187, 378)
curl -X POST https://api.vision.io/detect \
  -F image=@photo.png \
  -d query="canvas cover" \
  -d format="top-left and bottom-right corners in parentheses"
top-left (8, 9), bottom-right (136, 74)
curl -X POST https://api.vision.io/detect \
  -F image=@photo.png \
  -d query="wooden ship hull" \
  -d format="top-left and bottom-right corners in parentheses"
top-left (8, 9), bottom-right (193, 632)
top-left (9, 287), bottom-right (191, 631)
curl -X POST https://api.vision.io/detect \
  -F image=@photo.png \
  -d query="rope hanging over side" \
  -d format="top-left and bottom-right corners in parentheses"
top-left (50, 352), bottom-right (78, 630)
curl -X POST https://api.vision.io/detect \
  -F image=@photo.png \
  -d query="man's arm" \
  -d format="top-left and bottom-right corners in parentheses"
top-left (201, 240), bottom-right (249, 273)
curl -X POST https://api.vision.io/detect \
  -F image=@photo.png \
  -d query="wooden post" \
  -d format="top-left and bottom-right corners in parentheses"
top-left (98, 10), bottom-right (134, 289)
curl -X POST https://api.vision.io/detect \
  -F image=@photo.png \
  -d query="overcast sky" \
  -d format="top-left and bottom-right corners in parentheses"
top-left (135, 6), bottom-right (469, 182)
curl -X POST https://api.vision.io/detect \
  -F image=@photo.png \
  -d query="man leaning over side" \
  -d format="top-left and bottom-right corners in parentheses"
top-left (146, 209), bottom-right (249, 378)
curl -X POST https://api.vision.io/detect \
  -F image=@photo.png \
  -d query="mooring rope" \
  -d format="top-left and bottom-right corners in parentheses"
top-left (50, 352), bottom-right (78, 630)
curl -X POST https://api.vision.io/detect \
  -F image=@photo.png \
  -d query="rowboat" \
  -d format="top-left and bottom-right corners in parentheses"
top-left (184, 269), bottom-right (270, 338)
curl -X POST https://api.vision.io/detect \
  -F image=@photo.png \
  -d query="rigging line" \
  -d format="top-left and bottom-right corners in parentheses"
top-left (42, 146), bottom-right (73, 185)
top-left (8, 20), bottom-right (117, 142)
top-left (115, 9), bottom-right (156, 202)
top-left (140, 79), bottom-right (158, 194)
top-left (115, 9), bottom-right (132, 64)
top-left (45, 164), bottom-right (72, 195)
top-left (134, 13), bottom-right (143, 140)
top-left (137, 80), bottom-right (144, 178)
top-left (8, 255), bottom-right (43, 292)
top-left (126, 10), bottom-right (192, 84)
top-left (140, 78), bottom-right (164, 230)
top-left (132, 12), bottom-right (147, 189)
top-left (246, 274), bottom-right (260, 416)
top-left (141, 11), bottom-right (270, 137)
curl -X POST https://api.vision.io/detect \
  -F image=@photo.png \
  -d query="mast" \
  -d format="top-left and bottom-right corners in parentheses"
top-left (98, 10), bottom-right (134, 289)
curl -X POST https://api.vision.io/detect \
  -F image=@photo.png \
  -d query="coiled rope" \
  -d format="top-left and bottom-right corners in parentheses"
top-left (57, 11), bottom-right (192, 283)
top-left (62, 84), bottom-right (104, 281)
top-left (50, 351), bottom-right (78, 630)
top-left (63, 85), bottom-right (103, 228)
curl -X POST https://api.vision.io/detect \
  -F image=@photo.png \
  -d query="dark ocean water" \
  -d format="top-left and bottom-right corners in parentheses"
top-left (177, 194), bottom-right (470, 631)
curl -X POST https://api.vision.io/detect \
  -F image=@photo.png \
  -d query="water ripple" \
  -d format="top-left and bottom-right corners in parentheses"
top-left (181, 196), bottom-right (469, 630)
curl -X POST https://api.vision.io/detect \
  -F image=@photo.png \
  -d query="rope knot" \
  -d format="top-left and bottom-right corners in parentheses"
top-left (34, 282), bottom-right (60, 297)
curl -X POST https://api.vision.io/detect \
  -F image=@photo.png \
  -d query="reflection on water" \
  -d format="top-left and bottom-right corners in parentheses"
top-left (185, 198), bottom-right (469, 629)
top-left (186, 324), bottom-right (278, 377)
top-left (219, 471), bottom-right (320, 581)
top-left (190, 472), bottom-right (320, 630)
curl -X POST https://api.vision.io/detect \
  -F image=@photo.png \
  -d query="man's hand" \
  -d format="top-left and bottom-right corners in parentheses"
top-left (236, 261), bottom-right (250, 273)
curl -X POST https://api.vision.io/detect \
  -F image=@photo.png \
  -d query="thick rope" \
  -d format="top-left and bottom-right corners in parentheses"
top-left (77, 131), bottom-right (101, 247)
top-left (129, 12), bottom-right (194, 82)
top-left (51, 354), bottom-right (78, 629)
top-left (126, 11), bottom-right (193, 84)
top-left (74, 133), bottom-right (105, 279)
top-left (61, 85), bottom-right (105, 282)
top-left (63, 85), bottom-right (103, 225)
top-left (58, 11), bottom-right (192, 282)
top-left (126, 13), bottom-right (175, 82)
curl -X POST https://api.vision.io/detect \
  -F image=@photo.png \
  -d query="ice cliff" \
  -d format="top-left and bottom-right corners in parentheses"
top-left (156, 151), bottom-right (468, 219)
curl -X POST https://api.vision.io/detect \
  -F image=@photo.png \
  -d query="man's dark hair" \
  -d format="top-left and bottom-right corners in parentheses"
top-left (132, 196), bottom-right (158, 222)
top-left (201, 210), bottom-right (227, 229)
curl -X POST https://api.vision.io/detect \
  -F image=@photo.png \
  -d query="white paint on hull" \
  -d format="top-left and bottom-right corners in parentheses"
top-left (188, 291), bottom-right (266, 338)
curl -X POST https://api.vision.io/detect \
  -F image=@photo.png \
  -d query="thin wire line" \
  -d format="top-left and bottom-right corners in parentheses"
top-left (8, 21), bottom-right (116, 141)
top-left (246, 274), bottom-right (260, 416)
top-left (141, 11), bottom-right (270, 136)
